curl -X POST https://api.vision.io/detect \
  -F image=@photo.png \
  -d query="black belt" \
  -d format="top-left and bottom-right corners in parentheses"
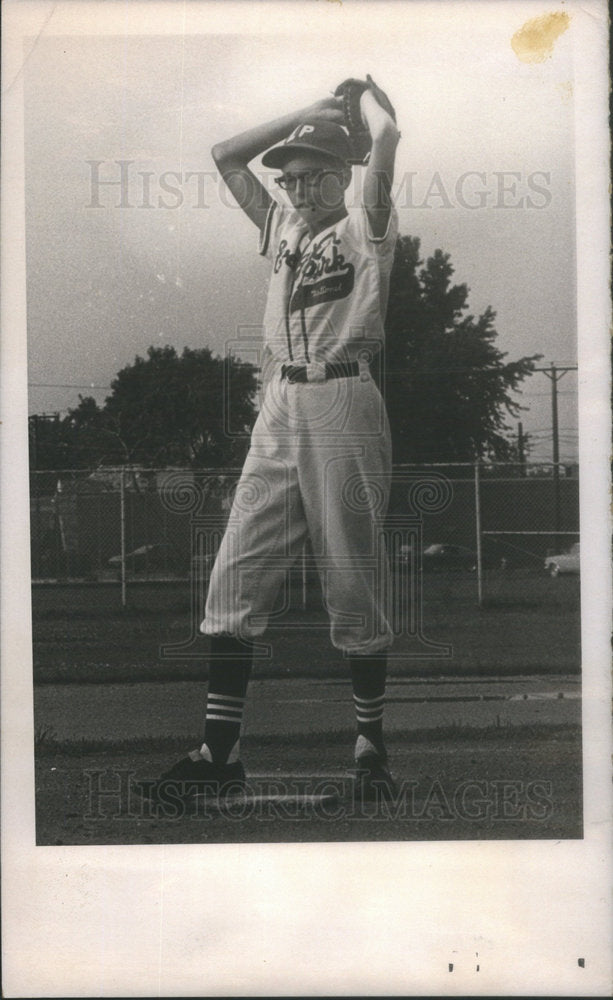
top-left (281, 361), bottom-right (361, 383)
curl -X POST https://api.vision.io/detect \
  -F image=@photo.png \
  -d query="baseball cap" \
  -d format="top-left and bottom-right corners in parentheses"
top-left (262, 121), bottom-right (352, 169)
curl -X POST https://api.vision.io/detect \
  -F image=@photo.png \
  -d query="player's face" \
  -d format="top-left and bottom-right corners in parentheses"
top-left (276, 154), bottom-right (350, 227)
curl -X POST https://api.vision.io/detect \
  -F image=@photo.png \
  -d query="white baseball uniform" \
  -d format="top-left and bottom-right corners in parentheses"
top-left (201, 198), bottom-right (398, 653)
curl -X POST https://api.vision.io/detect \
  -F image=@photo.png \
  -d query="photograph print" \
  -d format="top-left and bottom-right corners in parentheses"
top-left (25, 3), bottom-right (586, 847)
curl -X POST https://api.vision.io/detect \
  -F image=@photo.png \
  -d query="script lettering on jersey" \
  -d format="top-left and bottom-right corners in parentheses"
top-left (291, 231), bottom-right (355, 312)
top-left (274, 230), bottom-right (355, 312)
top-left (273, 239), bottom-right (301, 274)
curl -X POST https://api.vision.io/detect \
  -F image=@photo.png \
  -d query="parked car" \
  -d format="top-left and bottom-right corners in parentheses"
top-left (422, 543), bottom-right (478, 571)
top-left (394, 542), bottom-right (488, 571)
top-left (108, 542), bottom-right (183, 574)
top-left (544, 542), bottom-right (580, 577)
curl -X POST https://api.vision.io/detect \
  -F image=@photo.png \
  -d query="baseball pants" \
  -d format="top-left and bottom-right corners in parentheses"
top-left (200, 369), bottom-right (393, 653)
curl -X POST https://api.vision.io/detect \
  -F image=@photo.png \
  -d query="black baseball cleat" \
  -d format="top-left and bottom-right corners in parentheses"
top-left (134, 748), bottom-right (246, 806)
top-left (353, 735), bottom-right (398, 803)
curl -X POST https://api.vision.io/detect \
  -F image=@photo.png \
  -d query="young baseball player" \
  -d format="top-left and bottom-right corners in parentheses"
top-left (141, 79), bottom-right (400, 805)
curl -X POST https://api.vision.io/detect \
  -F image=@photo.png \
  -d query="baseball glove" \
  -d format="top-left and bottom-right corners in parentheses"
top-left (334, 74), bottom-right (396, 164)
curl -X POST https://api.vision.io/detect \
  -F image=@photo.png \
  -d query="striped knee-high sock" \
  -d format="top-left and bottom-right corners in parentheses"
top-left (201, 635), bottom-right (252, 764)
top-left (202, 691), bottom-right (246, 764)
top-left (350, 654), bottom-right (387, 756)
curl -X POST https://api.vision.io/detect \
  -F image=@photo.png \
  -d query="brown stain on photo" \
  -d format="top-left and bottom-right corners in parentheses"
top-left (511, 11), bottom-right (570, 63)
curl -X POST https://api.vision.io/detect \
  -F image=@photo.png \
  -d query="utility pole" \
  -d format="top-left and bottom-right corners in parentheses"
top-left (517, 421), bottom-right (526, 476)
top-left (551, 365), bottom-right (560, 536)
top-left (536, 363), bottom-right (578, 547)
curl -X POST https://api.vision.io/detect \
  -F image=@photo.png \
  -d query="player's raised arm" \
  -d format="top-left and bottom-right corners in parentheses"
top-left (212, 99), bottom-right (344, 231)
top-left (359, 77), bottom-right (400, 237)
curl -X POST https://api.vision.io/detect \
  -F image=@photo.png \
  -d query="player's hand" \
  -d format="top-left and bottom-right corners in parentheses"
top-left (303, 96), bottom-right (345, 125)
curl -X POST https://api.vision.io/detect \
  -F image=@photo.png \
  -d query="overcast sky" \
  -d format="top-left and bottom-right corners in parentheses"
top-left (24, 2), bottom-right (578, 461)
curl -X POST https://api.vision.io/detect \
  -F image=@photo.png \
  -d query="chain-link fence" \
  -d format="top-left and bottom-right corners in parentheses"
top-left (30, 463), bottom-right (580, 604)
top-left (29, 467), bottom-right (234, 583)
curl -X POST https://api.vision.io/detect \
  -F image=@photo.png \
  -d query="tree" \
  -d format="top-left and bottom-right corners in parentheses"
top-left (31, 346), bottom-right (259, 470)
top-left (383, 236), bottom-right (541, 464)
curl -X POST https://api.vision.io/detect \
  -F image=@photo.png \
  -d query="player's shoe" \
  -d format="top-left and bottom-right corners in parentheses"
top-left (352, 735), bottom-right (398, 803)
top-left (134, 746), bottom-right (246, 807)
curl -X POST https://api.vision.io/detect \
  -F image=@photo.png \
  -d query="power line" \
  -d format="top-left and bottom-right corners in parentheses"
top-left (28, 382), bottom-right (111, 390)
top-left (527, 432), bottom-right (578, 439)
top-left (32, 369), bottom-right (570, 386)
top-left (28, 366), bottom-right (579, 391)
top-left (518, 390), bottom-right (577, 398)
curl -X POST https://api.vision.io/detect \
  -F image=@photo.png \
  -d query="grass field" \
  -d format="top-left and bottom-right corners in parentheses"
top-left (32, 569), bottom-right (581, 683)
